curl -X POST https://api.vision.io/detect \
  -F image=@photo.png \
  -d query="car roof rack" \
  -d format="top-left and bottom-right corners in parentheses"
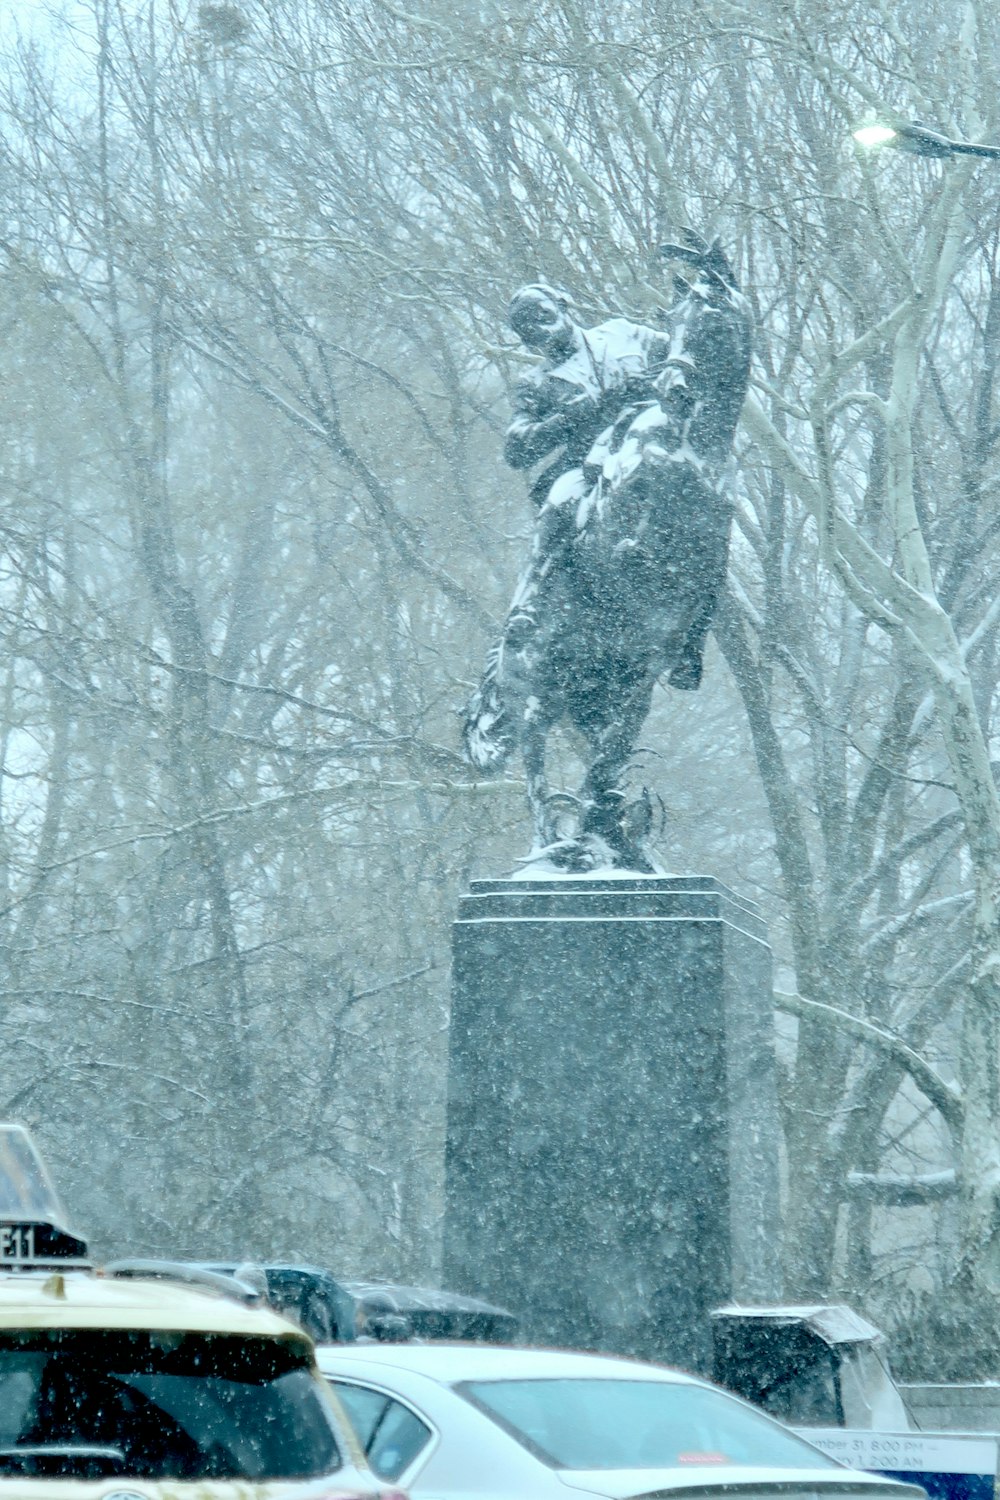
top-left (102, 1259), bottom-right (263, 1305)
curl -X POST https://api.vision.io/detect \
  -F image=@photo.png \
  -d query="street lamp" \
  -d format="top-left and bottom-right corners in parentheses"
top-left (852, 120), bottom-right (1000, 160)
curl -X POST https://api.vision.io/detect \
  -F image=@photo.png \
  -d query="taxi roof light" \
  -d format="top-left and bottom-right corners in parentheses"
top-left (0, 1124), bottom-right (90, 1270)
top-left (0, 1124), bottom-right (65, 1223)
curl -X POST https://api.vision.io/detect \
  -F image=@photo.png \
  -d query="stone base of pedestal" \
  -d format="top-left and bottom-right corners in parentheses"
top-left (443, 874), bottom-right (781, 1373)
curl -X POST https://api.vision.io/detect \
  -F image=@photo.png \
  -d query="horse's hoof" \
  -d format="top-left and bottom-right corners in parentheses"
top-left (514, 838), bottom-right (587, 874)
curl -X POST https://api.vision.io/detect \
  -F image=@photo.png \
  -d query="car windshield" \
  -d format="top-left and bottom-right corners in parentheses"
top-left (460, 1377), bottom-right (842, 1472)
top-left (0, 1328), bottom-right (341, 1480)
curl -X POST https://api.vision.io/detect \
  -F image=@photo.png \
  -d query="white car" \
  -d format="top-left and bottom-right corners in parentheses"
top-left (316, 1342), bottom-right (926, 1500)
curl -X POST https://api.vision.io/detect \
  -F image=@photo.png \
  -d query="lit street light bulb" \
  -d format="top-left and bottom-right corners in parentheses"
top-left (853, 124), bottom-right (899, 148)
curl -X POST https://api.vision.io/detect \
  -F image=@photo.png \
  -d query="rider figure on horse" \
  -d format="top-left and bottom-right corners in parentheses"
top-left (502, 283), bottom-right (707, 689)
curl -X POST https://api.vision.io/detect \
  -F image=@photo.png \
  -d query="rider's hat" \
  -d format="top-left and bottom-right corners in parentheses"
top-left (507, 282), bottom-right (574, 319)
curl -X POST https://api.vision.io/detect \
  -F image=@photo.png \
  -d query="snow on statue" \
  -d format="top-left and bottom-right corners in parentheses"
top-left (463, 231), bottom-right (753, 872)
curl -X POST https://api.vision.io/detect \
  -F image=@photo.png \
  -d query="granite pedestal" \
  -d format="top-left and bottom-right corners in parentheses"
top-left (443, 874), bottom-right (781, 1373)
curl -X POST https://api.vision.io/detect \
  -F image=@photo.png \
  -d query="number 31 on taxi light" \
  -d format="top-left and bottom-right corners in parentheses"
top-left (0, 1225), bottom-right (35, 1259)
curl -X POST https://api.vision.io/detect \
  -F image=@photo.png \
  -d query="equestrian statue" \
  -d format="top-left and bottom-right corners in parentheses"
top-left (462, 231), bottom-right (753, 872)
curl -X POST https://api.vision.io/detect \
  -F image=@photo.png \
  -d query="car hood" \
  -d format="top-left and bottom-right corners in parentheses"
top-left (556, 1467), bottom-right (927, 1500)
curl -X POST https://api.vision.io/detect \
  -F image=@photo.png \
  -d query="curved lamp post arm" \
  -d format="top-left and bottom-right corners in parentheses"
top-left (853, 119), bottom-right (1000, 160)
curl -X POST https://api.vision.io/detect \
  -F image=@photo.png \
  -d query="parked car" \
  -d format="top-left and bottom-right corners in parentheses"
top-left (0, 1263), bottom-right (413, 1498)
top-left (315, 1341), bottom-right (929, 1500)
top-left (200, 1263), bottom-right (517, 1346)
top-left (341, 1281), bottom-right (518, 1344)
top-left (203, 1260), bottom-right (358, 1342)
top-left (0, 1124), bottom-right (405, 1498)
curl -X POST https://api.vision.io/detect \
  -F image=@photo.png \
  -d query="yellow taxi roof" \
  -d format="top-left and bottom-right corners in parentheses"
top-left (0, 1270), bottom-right (311, 1339)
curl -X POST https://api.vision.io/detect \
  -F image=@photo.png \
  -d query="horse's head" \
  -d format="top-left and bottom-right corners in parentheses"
top-left (657, 230), bottom-right (753, 464)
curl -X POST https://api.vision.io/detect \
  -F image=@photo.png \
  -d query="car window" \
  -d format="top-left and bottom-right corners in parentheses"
top-left (330, 1379), bottom-right (432, 1480)
top-left (459, 1377), bottom-right (842, 1472)
top-left (0, 1329), bottom-right (342, 1481)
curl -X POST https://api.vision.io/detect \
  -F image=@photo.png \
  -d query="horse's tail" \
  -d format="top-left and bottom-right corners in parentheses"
top-left (462, 641), bottom-right (515, 772)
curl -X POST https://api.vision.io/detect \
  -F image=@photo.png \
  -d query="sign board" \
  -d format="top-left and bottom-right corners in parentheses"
top-left (0, 1220), bottom-right (88, 1265)
top-left (797, 1428), bottom-right (998, 1500)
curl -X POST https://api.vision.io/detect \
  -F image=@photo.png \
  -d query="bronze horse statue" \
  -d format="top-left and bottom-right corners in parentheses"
top-left (463, 234), bottom-right (752, 870)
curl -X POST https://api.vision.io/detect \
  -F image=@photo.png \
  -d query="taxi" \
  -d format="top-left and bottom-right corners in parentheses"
top-left (0, 1124), bottom-right (404, 1500)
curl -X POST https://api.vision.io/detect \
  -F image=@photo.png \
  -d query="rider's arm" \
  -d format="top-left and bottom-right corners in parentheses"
top-left (504, 409), bottom-right (574, 469)
top-left (505, 377), bottom-right (605, 468)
